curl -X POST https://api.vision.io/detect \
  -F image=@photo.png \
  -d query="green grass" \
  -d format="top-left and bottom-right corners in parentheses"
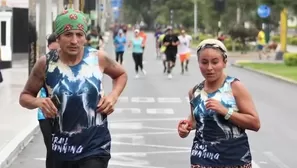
top-left (238, 63), bottom-right (297, 81)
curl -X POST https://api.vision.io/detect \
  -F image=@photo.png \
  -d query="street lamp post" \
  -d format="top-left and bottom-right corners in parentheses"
top-left (170, 9), bottom-right (174, 26)
top-left (28, 0), bottom-right (37, 75)
top-left (194, 0), bottom-right (197, 39)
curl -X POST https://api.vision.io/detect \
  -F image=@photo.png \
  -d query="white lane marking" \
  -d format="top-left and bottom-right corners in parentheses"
top-left (113, 108), bottom-right (176, 114)
top-left (34, 158), bottom-right (45, 161)
top-left (114, 108), bottom-right (141, 114)
top-left (110, 118), bottom-right (182, 123)
top-left (112, 134), bottom-right (145, 144)
top-left (118, 96), bottom-right (129, 103)
top-left (112, 141), bottom-right (190, 150)
top-left (264, 151), bottom-right (290, 168)
top-left (117, 96), bottom-right (190, 103)
top-left (111, 131), bottom-right (176, 137)
top-left (131, 97), bottom-right (155, 103)
top-left (109, 122), bottom-right (143, 130)
top-left (252, 161), bottom-right (261, 168)
top-left (142, 126), bottom-right (177, 131)
top-left (112, 150), bottom-right (190, 156)
top-left (146, 108), bottom-right (174, 114)
top-left (157, 97), bottom-right (182, 103)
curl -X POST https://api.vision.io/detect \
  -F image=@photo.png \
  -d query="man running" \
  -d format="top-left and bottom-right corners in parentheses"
top-left (19, 9), bottom-right (127, 168)
top-left (163, 26), bottom-right (179, 79)
top-left (178, 29), bottom-right (192, 74)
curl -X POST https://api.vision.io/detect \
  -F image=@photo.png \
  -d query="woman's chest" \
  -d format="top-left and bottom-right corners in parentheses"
top-left (193, 91), bottom-right (237, 117)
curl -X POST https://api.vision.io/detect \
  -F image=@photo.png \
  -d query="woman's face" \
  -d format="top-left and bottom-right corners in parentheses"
top-left (48, 42), bottom-right (60, 50)
top-left (198, 48), bottom-right (226, 82)
top-left (135, 31), bottom-right (139, 37)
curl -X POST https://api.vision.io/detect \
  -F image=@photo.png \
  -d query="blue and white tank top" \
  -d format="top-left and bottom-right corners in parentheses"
top-left (44, 47), bottom-right (110, 161)
top-left (190, 76), bottom-right (252, 167)
top-left (37, 87), bottom-right (47, 120)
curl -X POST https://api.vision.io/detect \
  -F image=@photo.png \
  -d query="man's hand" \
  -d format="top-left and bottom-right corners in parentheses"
top-left (164, 42), bottom-right (170, 46)
top-left (36, 98), bottom-right (58, 118)
top-left (96, 94), bottom-right (117, 115)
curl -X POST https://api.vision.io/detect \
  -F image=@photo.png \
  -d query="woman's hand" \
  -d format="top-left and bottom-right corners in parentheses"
top-left (205, 98), bottom-right (228, 116)
top-left (177, 119), bottom-right (192, 138)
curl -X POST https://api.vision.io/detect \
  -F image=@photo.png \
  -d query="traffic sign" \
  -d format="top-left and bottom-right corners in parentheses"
top-left (111, 0), bottom-right (122, 8)
top-left (257, 5), bottom-right (271, 18)
top-left (100, 4), bottom-right (104, 11)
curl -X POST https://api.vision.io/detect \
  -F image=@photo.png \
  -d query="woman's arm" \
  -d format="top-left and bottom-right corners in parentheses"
top-left (188, 88), bottom-right (197, 130)
top-left (229, 80), bottom-right (261, 132)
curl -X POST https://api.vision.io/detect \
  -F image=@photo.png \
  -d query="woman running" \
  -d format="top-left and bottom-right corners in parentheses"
top-left (128, 29), bottom-right (146, 78)
top-left (114, 29), bottom-right (126, 64)
top-left (38, 33), bottom-right (60, 168)
top-left (177, 39), bottom-right (260, 168)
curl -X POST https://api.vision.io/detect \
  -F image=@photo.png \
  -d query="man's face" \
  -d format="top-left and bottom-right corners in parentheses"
top-left (181, 30), bottom-right (185, 35)
top-left (58, 30), bottom-right (86, 56)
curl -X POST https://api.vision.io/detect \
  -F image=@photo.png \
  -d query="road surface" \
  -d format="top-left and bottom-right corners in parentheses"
top-left (8, 32), bottom-right (297, 168)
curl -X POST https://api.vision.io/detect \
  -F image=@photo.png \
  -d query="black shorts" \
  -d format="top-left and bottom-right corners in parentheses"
top-left (165, 52), bottom-right (177, 62)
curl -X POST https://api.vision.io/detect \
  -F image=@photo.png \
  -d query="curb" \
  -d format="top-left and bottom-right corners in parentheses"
top-left (0, 120), bottom-right (39, 168)
top-left (231, 63), bottom-right (297, 86)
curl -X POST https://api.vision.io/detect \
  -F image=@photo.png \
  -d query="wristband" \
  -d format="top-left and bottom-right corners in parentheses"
top-left (224, 108), bottom-right (233, 120)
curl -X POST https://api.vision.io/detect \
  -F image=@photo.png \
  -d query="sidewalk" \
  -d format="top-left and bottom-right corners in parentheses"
top-left (0, 61), bottom-right (39, 168)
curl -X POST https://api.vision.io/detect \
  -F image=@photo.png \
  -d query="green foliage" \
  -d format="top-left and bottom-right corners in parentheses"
top-left (122, 0), bottom-right (297, 32)
top-left (271, 35), bottom-right (280, 42)
top-left (225, 41), bottom-right (244, 51)
top-left (284, 53), bottom-right (297, 66)
top-left (228, 25), bottom-right (258, 41)
top-left (271, 36), bottom-right (297, 45)
top-left (289, 37), bottom-right (297, 45)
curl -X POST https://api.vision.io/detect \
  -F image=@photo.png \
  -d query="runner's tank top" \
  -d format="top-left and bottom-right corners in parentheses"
top-left (44, 47), bottom-right (110, 161)
top-left (190, 76), bottom-right (252, 167)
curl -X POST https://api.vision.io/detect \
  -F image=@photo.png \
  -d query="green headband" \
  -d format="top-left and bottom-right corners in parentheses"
top-left (54, 9), bottom-right (88, 36)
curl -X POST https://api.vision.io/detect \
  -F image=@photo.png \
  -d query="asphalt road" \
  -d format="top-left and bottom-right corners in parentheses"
top-left (8, 32), bottom-right (297, 168)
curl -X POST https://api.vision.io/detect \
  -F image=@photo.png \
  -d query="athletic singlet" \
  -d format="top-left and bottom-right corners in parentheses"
top-left (44, 47), bottom-right (110, 161)
top-left (190, 76), bottom-right (252, 167)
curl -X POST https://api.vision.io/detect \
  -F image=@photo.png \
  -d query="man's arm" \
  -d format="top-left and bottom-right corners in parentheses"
top-left (19, 56), bottom-right (46, 109)
top-left (99, 50), bottom-right (127, 98)
top-left (163, 35), bottom-right (170, 46)
top-left (173, 36), bottom-right (180, 46)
